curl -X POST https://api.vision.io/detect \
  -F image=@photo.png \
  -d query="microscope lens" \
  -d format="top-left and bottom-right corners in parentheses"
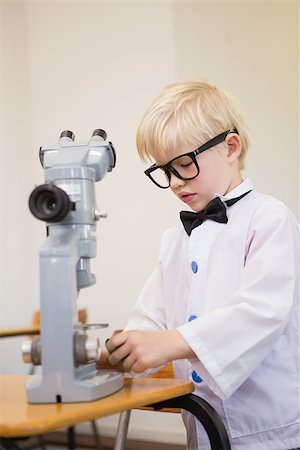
top-left (42, 195), bottom-right (57, 213)
top-left (29, 184), bottom-right (72, 223)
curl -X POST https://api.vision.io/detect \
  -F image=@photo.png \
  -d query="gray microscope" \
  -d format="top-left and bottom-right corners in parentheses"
top-left (22, 129), bottom-right (123, 403)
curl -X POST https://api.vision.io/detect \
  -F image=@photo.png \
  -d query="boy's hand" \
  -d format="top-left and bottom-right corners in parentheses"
top-left (96, 330), bottom-right (124, 371)
top-left (105, 329), bottom-right (194, 374)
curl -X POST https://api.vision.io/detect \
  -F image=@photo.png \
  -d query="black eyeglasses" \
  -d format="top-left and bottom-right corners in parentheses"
top-left (144, 128), bottom-right (238, 189)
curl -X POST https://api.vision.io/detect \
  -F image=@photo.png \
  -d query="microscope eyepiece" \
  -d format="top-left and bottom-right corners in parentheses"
top-left (29, 184), bottom-right (73, 223)
top-left (92, 129), bottom-right (107, 140)
top-left (60, 130), bottom-right (75, 141)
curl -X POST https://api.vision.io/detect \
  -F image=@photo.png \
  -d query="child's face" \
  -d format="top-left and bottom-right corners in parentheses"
top-left (155, 134), bottom-right (242, 212)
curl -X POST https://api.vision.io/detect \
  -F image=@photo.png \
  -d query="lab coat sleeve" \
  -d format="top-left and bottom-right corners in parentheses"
top-left (123, 262), bottom-right (168, 378)
top-left (124, 262), bottom-right (167, 333)
top-left (177, 200), bottom-right (300, 399)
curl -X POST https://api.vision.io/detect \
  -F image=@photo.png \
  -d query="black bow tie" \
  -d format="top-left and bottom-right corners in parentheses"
top-left (180, 190), bottom-right (251, 236)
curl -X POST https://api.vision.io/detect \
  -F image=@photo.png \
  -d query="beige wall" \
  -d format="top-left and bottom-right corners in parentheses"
top-left (173, 1), bottom-right (299, 211)
top-left (0, 0), bottom-right (298, 444)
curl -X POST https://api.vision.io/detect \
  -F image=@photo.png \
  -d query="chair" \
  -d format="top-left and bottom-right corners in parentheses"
top-left (28, 309), bottom-right (103, 450)
top-left (113, 363), bottom-right (176, 450)
top-left (113, 363), bottom-right (231, 450)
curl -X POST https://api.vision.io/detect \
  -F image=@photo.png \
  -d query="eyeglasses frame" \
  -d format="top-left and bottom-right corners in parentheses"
top-left (144, 128), bottom-right (239, 189)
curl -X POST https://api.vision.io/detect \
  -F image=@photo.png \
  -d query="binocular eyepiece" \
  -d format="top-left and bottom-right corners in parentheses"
top-left (30, 129), bottom-right (116, 224)
top-left (29, 184), bottom-right (73, 223)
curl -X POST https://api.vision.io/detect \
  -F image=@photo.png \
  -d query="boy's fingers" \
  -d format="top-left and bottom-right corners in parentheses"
top-left (106, 331), bottom-right (126, 354)
top-left (112, 329), bottom-right (124, 336)
top-left (105, 329), bottom-right (123, 349)
top-left (106, 339), bottom-right (118, 354)
top-left (119, 353), bottom-right (136, 373)
top-left (108, 350), bottom-right (125, 365)
top-left (108, 341), bottom-right (130, 365)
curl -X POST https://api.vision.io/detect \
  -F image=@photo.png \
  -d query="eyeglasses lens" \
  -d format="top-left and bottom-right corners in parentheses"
top-left (150, 168), bottom-right (171, 188)
top-left (150, 155), bottom-right (198, 188)
top-left (171, 154), bottom-right (198, 179)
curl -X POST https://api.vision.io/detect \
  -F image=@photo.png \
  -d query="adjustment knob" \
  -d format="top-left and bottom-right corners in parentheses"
top-left (74, 332), bottom-right (101, 366)
top-left (94, 209), bottom-right (107, 221)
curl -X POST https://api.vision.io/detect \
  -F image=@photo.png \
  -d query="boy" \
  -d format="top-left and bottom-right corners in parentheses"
top-left (101, 81), bottom-right (300, 449)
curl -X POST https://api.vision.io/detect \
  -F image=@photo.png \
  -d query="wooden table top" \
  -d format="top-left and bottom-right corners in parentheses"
top-left (0, 327), bottom-right (40, 338)
top-left (0, 375), bottom-right (193, 437)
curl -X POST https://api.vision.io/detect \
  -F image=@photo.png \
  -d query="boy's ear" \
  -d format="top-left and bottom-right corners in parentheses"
top-left (225, 133), bottom-right (242, 162)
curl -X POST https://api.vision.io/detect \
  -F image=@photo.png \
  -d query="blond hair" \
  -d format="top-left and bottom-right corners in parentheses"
top-left (136, 80), bottom-right (250, 170)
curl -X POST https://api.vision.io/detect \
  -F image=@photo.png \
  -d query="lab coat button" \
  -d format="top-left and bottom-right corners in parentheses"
top-left (191, 261), bottom-right (198, 273)
top-left (192, 370), bottom-right (202, 383)
top-left (188, 315), bottom-right (198, 322)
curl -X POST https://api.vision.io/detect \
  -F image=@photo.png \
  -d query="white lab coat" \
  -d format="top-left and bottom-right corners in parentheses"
top-left (125, 178), bottom-right (300, 450)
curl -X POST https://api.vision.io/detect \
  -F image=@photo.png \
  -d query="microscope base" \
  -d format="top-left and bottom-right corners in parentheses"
top-left (25, 367), bottom-right (124, 404)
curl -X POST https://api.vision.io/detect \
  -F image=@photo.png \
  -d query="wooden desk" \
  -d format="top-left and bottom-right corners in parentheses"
top-left (0, 375), bottom-right (193, 438)
top-left (0, 328), bottom-right (40, 338)
top-left (0, 374), bottom-right (231, 449)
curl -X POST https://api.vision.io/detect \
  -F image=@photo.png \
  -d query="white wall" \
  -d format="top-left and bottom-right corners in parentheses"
top-left (0, 0), bottom-right (298, 445)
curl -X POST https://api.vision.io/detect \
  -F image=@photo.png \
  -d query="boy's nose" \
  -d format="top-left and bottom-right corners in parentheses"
top-left (169, 172), bottom-right (186, 189)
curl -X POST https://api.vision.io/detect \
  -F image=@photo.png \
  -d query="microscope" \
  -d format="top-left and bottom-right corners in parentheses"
top-left (22, 129), bottom-right (124, 403)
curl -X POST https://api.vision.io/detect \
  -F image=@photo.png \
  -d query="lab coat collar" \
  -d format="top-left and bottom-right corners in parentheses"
top-left (215, 177), bottom-right (254, 203)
